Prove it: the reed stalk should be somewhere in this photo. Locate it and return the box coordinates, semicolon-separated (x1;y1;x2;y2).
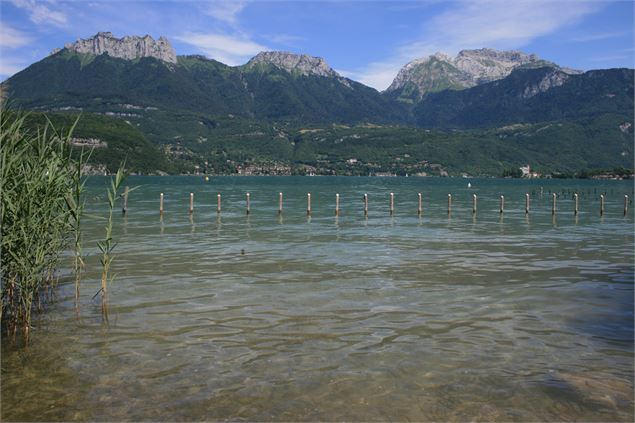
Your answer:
97;164;127;321
1;109;86;344
65;148;91;311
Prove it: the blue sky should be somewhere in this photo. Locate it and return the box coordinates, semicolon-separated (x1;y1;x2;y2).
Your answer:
1;0;633;90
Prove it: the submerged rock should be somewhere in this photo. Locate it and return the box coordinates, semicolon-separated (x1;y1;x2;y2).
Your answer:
556;371;634;409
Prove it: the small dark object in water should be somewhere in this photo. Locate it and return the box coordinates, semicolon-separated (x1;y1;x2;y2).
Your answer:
241;249;245;255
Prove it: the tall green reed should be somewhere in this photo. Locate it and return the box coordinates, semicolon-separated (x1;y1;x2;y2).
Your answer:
0;110;85;344
97;164;127;321
66;148;91;310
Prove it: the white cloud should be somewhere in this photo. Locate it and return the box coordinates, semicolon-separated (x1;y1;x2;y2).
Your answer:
571;30;632;42
0;25;33;79
0;25;33;48
339;62;403;93
263;33;305;46
201;0;248;25
175;32;267;65
407;0;600;56
344;0;602;90
0;55;28;79
175;1;269;65
11;0;68;27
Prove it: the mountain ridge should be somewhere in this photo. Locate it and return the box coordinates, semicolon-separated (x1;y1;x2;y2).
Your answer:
55;31;177;64
244;51;340;78
385;48;582;102
413;66;633;128
39;32;586;95
2;32;632;176
2;48;406;124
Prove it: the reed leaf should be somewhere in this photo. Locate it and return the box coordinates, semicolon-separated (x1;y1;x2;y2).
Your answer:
0;109;88;344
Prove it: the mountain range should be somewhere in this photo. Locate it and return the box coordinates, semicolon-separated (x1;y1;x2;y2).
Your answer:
385;48;582;103
1;32;632;176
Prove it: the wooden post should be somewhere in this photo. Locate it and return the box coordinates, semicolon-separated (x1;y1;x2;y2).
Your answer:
551;193;556;215
364;193;368;216
159;192;164;215
189;192;194;214
122;186;129;214
217;193;221;213
278;192;283;215
307;193;312;215
574;193;579;215
472;194;477;214
335;193;340;216
417;193;422;215
624;195;629;216
390;192;394;216
500;195;504;213
600;194;604;216
447;194;452;214
246;193;251;215
525;193;530;214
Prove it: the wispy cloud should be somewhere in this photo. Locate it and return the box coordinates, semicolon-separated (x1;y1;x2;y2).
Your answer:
0;25;33;48
344;0;602;90
385;1;446;12
200;0;248;26
339;62;403;93
404;0;600;56
262;33;305;46
166;1;283;65
0;24;33;79
0;55;28;79
175;1;275;65
174;32;267;65
11;0;68;27
571;30;632;43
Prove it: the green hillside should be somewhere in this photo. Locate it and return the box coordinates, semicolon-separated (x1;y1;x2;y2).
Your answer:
71;107;628;176
9;107;631;177
281;116;633;176
19;112;171;174
2;49;633;176
3;50;406;125
414;67;634;128
3;51;250;115
240;62;407;123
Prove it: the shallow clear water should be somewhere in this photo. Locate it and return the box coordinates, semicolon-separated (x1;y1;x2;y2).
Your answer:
2;176;634;421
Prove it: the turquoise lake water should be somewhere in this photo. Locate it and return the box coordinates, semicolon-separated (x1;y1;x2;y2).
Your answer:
2;176;634;421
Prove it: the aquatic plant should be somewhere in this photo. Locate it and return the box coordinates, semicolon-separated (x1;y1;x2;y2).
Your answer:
97;164;127;321
0;110;85;343
66;148;91;310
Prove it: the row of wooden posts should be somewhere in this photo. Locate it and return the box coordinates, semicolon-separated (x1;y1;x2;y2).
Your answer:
121;188;630;216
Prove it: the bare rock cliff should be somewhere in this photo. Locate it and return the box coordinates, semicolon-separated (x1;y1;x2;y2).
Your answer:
62;32;177;64
387;48;577;101
246;51;339;78
521;69;570;99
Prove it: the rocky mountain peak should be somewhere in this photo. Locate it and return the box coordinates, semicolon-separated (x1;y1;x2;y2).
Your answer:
400;52;450;70
457;48;538;62
386;47;565;101
61;32;177;64
431;52;452;62
453;48;541;83
246;51;339;77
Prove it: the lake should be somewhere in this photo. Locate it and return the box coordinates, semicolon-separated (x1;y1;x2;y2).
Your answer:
2;176;634;421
